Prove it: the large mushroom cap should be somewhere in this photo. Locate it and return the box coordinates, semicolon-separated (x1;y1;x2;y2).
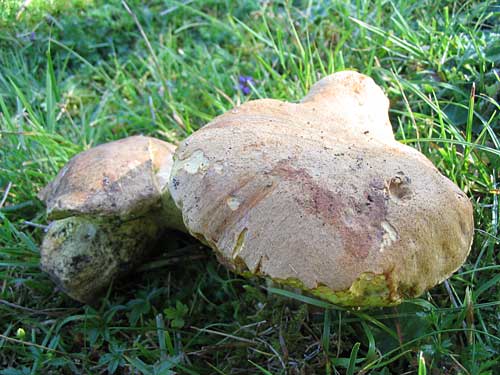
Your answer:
39;135;176;220
169;71;474;307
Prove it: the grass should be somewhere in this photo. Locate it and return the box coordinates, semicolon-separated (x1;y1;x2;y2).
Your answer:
0;0;499;373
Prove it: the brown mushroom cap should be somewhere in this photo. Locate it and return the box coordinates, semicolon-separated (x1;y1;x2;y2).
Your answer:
168;71;474;307
39;135;184;302
39;135;176;221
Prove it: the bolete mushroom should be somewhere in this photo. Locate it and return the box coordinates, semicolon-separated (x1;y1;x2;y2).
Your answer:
168;71;474;307
39;135;185;302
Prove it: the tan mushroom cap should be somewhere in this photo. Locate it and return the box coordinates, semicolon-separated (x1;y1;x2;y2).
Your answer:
39;135;176;220
169;71;474;307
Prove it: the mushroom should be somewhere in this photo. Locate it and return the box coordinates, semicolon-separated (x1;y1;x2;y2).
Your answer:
168;71;474;307
39;135;185;302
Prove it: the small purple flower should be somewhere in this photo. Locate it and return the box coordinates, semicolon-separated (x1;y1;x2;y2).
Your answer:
237;75;255;95
15;31;36;42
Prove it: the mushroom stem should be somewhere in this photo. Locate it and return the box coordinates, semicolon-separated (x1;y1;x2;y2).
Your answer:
42;199;185;303
161;194;187;233
41;215;165;302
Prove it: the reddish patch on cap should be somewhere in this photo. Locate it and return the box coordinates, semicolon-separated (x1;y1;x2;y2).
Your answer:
272;159;387;259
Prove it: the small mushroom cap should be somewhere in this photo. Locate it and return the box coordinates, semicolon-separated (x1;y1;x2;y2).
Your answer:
169;71;474;307
39;135;176;220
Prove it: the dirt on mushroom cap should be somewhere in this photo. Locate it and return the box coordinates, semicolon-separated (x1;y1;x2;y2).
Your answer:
169;71;474;307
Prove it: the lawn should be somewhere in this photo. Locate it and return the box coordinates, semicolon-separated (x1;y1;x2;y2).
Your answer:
0;0;499;373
